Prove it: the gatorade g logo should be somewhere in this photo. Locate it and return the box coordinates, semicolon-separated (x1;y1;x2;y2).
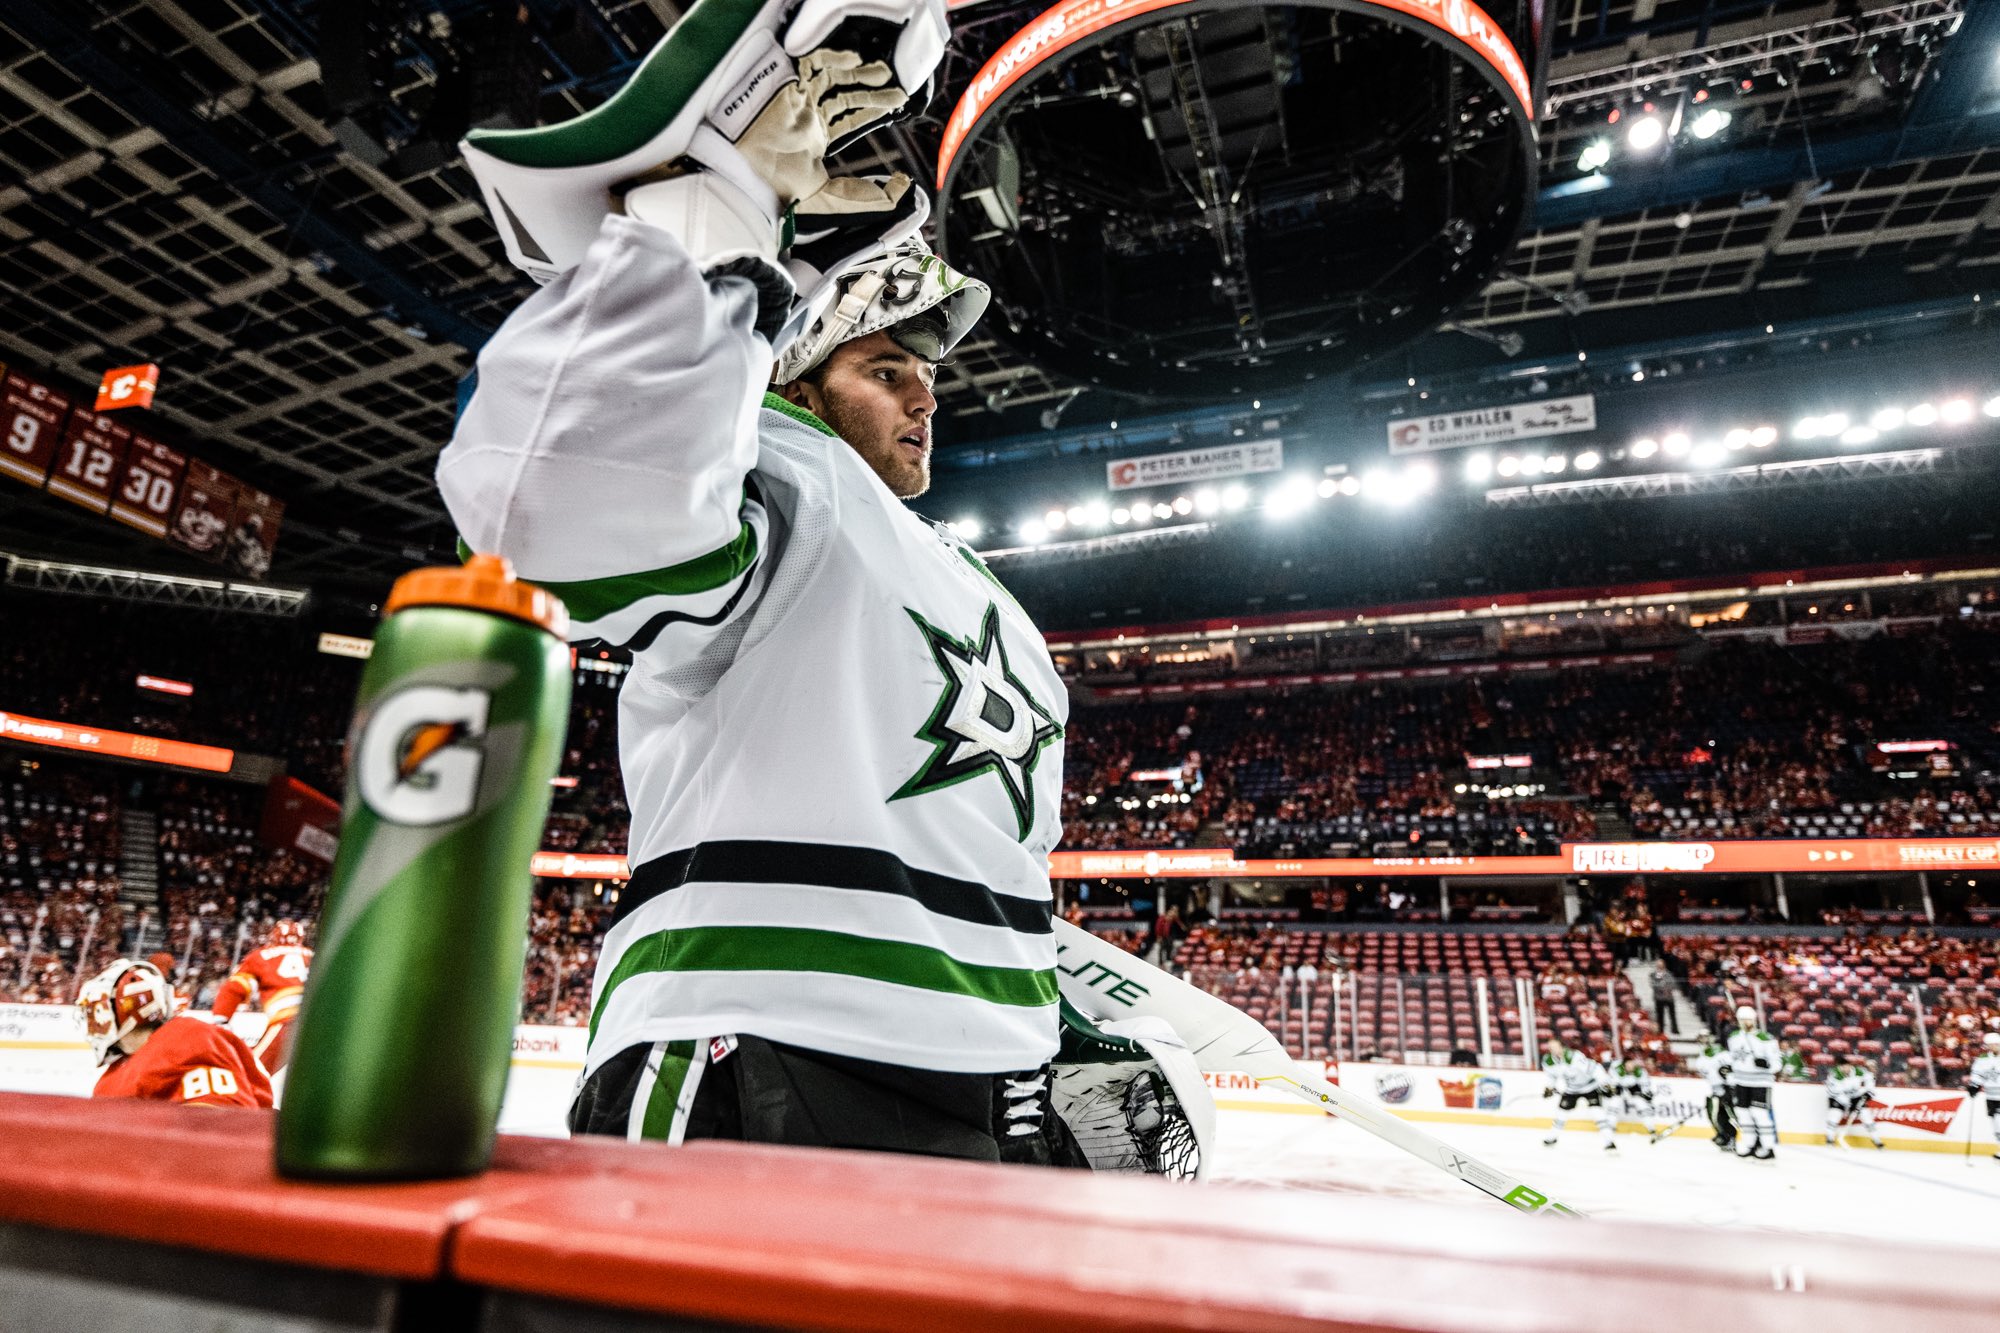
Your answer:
357;686;491;826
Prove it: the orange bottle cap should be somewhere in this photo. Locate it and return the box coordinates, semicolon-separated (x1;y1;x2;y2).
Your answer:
383;553;569;637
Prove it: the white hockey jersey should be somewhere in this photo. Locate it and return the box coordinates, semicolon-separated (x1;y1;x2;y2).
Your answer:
440;215;1065;1078
1543;1049;1608;1095
1612;1062;1654;1098
1724;1027;1781;1088
1691;1046;1728;1094
1969;1053;2000;1094
1825;1064;1875;1104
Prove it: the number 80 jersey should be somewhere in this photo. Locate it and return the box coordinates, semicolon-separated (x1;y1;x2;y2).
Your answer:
92;1015;274;1108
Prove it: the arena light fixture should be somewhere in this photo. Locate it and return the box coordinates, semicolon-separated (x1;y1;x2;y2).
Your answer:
1021;519;1049;543
1690;441;1725;468
1841;425;1880;446
1541;454;1566;474
1688;108;1732;140
1171;495;1194;516
1871;407;1906;431
1751;426;1778;447
1338;475;1363;496
1083;500;1110;527
1192;488;1219;515
1574;450;1601;470
1065;505;1087;526
1630;438;1659;459
1905;403;1939;427
1519;454;1544;476
1496;455;1521;476
1984;395;2000;418
1221;484;1249;511
1129;502;1153;524
1626;115;1665;151
1577;139;1612;173
1404;460;1438;492
1111;506;1131;524
1045;508;1067;530
952;518;982;541
1662;432;1691;457
1464;453;1494;482
1940;399;1974;425
1724;428;1751;449
1152;501;1174;520
1793;417;1822;440
1317;478;1340;498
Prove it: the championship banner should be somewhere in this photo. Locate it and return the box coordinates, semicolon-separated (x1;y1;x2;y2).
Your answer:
168;458;242;562
1107;440;1284;492
93;362;160;412
1387;394;1596;454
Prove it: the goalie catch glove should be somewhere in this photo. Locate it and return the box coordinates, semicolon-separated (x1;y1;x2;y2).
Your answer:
462;0;948;318
1050;999;1216;1181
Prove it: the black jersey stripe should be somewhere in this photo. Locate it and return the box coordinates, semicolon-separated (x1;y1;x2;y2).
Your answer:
610;840;1053;936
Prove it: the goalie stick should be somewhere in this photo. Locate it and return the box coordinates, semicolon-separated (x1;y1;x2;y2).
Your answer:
1052;920;1584;1217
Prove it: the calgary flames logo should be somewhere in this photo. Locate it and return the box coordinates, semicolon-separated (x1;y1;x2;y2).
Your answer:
356;686;491;826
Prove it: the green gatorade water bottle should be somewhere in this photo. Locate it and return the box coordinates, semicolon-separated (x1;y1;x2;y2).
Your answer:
277;554;571;1179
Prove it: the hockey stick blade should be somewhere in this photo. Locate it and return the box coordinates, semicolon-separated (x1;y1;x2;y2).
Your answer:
1052;920;1586;1217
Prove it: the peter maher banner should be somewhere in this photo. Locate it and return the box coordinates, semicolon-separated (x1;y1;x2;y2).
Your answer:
1107;440;1283;492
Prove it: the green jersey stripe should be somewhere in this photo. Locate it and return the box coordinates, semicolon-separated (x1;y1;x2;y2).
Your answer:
761;392;837;437
591;925;1059;1042
639;1038;699;1141
455;510;759;624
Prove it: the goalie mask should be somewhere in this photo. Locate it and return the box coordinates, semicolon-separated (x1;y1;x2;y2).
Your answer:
1050;1001;1215;1181
78;959;174;1066
773;238;989;387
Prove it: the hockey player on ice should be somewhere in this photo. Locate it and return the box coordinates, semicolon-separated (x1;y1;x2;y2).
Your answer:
1691;1038;1736;1150
1608;1052;1662;1141
1967;1032;2000;1161
1721;1005;1782;1160
1824;1055;1884;1149
442;0;1209;1172
1541;1041;1617;1149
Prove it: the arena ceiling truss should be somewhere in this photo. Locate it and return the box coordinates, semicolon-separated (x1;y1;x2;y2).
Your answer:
0;0;1992;583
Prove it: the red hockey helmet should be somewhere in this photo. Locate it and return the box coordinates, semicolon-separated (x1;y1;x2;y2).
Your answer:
77;959;174;1065
269;919;304;947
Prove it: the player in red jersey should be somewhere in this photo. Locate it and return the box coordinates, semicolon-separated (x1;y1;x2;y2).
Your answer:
79;959;272;1108
211;919;312;1071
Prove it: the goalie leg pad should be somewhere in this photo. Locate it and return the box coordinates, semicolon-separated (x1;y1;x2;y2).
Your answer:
1051;1000;1215;1181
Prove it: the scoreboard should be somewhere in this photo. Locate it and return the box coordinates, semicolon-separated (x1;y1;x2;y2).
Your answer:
0;359;282;574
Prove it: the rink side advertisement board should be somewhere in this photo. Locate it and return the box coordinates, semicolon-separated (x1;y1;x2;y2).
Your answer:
1387;394;1596;455
0;1016;1985;1153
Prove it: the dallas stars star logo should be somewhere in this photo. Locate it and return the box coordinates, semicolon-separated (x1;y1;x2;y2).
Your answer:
892;603;1062;840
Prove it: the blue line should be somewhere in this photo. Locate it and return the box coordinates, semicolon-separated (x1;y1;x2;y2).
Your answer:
1819;1149;2000;1203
